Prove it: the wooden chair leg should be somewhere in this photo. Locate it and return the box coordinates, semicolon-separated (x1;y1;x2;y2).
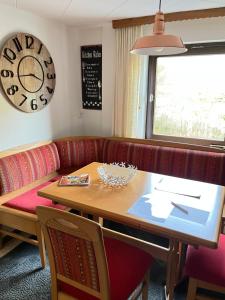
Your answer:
51;275;58;300
142;270;150;300
186;278;197;300
36;224;46;268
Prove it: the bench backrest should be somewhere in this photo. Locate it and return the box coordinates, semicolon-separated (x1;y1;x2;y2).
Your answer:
54;138;104;174
0;143;60;195
1;137;224;196
102;139;225;186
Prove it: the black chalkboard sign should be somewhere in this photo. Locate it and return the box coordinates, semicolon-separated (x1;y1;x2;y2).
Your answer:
81;45;102;110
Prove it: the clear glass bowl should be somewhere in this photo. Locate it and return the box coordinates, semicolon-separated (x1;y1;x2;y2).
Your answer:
97;163;137;187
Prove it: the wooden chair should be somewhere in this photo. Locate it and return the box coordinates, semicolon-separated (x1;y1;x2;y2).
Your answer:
184;234;225;300
37;206;155;300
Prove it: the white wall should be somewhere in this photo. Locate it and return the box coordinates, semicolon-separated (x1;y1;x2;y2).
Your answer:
0;4;73;151
165;16;225;43
68;23;115;137
68;16;225;137
0;5;225;150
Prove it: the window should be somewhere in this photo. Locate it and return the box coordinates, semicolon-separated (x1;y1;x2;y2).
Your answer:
146;43;225;147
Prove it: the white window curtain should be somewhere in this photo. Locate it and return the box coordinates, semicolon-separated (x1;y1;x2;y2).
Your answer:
113;25;148;138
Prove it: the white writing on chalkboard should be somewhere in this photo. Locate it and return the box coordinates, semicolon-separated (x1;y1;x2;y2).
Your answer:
81;51;102;59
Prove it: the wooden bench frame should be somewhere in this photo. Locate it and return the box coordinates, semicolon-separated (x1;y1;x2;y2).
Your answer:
0;141;60;266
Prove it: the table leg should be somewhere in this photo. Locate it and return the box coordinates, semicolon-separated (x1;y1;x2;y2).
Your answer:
80;212;103;225
92;215;103;226
165;240;173;296
165;239;180;300
177;242;187;282
80;212;89;218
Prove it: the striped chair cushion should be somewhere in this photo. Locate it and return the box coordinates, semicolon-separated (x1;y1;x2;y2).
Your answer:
49;226;153;300
0;143;60;195
55;139;104;173
102;139;225;186
48;228;100;292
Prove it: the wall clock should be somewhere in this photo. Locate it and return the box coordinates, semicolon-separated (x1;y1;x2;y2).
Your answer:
0;32;56;113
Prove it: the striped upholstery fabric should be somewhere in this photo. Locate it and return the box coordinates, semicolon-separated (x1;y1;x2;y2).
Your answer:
58;236;153;300
55;139;104;172
0;143;60;195
48;228;100;292
102;139;225;186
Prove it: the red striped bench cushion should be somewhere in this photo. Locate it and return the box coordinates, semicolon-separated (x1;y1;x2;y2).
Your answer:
55;139;104;173
4;181;66;214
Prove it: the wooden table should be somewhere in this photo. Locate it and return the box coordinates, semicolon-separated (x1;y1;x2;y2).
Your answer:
38;162;225;300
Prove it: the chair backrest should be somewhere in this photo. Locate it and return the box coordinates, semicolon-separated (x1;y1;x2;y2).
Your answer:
37;206;110;300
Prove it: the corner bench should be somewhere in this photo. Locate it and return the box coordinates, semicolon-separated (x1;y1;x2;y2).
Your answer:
0;136;224;267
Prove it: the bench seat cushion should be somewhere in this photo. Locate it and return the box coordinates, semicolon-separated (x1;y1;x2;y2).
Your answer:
0;143;60;195
3;182;66;214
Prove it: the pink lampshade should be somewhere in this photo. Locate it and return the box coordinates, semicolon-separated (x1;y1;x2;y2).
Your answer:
130;11;187;56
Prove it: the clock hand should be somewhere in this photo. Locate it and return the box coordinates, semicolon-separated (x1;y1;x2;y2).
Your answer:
17;74;30;77
30;74;42;81
18;73;42;81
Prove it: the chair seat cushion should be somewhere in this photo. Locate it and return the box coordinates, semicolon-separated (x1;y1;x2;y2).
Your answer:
59;236;153;300
4;182;66;214
104;237;153;300
185;234;225;287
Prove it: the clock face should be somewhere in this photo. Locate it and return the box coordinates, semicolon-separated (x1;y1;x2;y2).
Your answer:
0;33;56;112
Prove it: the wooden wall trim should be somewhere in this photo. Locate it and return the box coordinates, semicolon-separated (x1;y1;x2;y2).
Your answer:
112;7;225;28
0;140;52;159
106;136;225;153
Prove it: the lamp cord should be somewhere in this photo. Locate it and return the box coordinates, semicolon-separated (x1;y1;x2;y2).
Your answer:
158;0;162;11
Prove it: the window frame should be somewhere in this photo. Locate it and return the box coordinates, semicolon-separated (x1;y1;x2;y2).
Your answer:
146;42;225;148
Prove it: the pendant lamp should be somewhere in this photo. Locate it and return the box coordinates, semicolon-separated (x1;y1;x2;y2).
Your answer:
130;0;187;56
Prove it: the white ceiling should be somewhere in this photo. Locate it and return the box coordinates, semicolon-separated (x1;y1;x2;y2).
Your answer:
1;0;225;27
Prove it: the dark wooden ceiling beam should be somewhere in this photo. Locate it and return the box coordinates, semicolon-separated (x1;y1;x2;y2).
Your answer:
112;7;225;28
